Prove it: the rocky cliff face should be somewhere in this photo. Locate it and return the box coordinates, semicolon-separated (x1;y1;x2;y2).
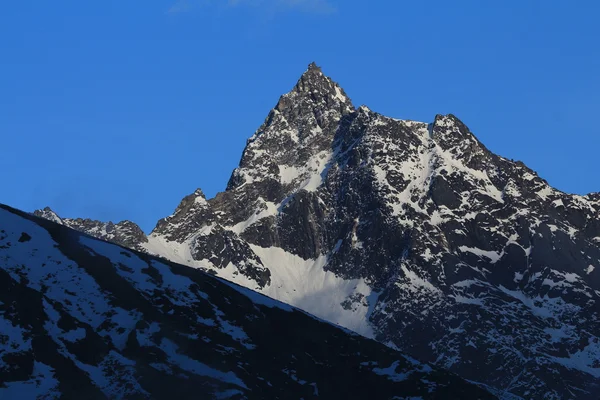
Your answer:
34;63;600;399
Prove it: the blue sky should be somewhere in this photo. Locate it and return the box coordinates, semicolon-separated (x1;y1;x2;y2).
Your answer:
1;1;599;232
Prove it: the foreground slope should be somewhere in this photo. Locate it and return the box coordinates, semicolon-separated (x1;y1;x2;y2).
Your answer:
35;63;600;399
0;204;492;399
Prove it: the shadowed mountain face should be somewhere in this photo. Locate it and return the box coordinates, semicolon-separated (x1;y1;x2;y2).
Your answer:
35;63;600;399
0;204;493;399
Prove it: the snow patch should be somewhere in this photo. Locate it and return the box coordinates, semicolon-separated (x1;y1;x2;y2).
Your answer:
586;265;595;274
451;295;484;306
372;361;410;382
159;338;248;388
251;245;377;338
458;246;503;263
399;264;441;295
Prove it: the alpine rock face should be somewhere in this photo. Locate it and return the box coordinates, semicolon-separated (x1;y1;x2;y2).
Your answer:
34;63;600;399
1;204;493;399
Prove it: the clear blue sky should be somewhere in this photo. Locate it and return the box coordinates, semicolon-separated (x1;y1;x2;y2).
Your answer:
1;1;599;232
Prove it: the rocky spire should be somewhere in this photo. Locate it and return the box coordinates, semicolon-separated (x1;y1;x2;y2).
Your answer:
33;206;63;225
274;61;354;118
152;187;212;241
227;62;353;192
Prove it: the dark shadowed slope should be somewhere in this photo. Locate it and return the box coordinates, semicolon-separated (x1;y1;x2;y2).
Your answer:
0;204;493;399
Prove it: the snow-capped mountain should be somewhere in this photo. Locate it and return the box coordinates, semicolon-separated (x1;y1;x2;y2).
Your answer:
34;63;600;399
0;204;493;399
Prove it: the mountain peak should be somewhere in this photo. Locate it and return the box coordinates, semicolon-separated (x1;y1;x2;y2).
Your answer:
151;187;212;241
33;206;63;225
280;62;353;113
307;61;321;71
431;113;490;149
192;187;206;199
298;61;327;83
227;63;355;192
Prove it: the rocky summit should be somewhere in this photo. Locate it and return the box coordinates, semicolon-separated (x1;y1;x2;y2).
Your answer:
33;63;600;399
